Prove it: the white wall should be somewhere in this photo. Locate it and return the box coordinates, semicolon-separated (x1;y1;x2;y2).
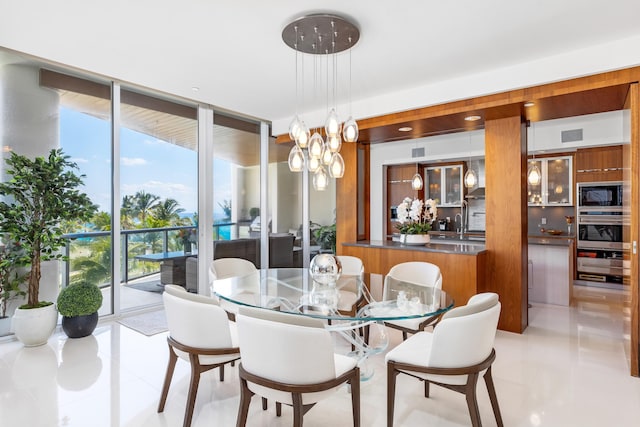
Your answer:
0;63;60;305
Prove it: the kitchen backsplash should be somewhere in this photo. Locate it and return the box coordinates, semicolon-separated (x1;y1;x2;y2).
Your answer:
528;206;577;236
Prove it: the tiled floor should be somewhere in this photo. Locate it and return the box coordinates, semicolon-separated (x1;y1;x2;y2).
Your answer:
1;286;639;426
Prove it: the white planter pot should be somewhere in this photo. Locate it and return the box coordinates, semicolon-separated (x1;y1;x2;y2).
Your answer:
400;234;431;245
11;304;58;347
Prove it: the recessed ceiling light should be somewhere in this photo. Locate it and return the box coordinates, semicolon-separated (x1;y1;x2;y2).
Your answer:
191;86;200;92
398;126;413;132
524;101;535;107
464;115;482;121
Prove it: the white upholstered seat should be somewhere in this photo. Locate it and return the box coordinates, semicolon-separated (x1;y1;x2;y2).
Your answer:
383;261;443;340
158;285;240;427
385;292;503;427
209;257;258;320
235;306;360;426
335;255;365;316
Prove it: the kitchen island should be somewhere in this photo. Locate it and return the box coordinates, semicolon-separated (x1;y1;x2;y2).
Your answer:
341;239;487;306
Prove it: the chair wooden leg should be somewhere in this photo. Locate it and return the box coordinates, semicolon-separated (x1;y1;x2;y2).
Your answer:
276;402;282;416
464;373;482;427
424;380;430;398
292;393;304;427
351;369;361;427
236;377;252;427
262;397;268;410
387;362;399;427
484;367;504;427
219;364;225;381
184;355;202;427
402;331;408;341
158;345;178;413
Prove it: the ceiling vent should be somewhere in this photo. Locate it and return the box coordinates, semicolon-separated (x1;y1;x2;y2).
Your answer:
561;129;583;143
411;147;425;158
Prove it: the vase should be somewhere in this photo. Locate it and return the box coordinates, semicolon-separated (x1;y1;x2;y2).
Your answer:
62;312;99;338
400;233;430;245
12;303;58;346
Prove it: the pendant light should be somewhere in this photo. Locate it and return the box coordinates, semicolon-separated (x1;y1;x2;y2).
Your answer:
313;166;329;191
287;145;304;172
464;133;478;188
527;122;541;186
342;36;359;143
283;13;360;186
411;163;423;190
329;152;345;178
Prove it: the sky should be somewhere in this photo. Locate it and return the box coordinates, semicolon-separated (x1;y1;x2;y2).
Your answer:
60;107;231;217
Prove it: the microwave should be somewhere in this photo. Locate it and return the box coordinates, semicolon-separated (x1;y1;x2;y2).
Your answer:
577;182;622;210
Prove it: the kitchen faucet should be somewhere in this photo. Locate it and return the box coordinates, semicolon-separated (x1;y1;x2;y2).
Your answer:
456;200;468;239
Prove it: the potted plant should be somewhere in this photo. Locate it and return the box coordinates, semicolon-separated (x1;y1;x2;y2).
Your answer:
57;282;103;338
314;223;337;253
249;207;260;220
0;149;97;346
395;197;438;244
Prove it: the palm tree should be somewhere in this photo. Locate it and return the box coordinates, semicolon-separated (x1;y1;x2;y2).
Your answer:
153;198;185;225
92;211;112;231
121;195;136;229
132;190;160;226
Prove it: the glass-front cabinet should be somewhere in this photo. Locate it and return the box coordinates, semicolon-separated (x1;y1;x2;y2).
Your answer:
527;155;572;206
426;164;463;206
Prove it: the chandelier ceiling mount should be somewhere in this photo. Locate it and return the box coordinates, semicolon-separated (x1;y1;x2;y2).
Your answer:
283;13;360;190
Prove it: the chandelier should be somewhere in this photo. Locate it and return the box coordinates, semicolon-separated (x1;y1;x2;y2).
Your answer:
283;13;360;190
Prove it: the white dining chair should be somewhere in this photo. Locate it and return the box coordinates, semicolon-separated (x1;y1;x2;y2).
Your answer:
158;285;240;427
210;257;258;320
210;257;257;281
335;255;365;317
235;306;361;427
385;292;503;427
383;261;443;340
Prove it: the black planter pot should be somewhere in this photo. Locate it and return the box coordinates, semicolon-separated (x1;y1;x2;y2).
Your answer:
61;312;99;338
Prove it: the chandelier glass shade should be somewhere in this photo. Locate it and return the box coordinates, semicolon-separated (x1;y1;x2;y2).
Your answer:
527;163;541;186
411;172;423;191
464;168;478;188
283;13;359;190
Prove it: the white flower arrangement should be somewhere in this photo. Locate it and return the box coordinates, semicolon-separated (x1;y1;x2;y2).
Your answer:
395;197;438;234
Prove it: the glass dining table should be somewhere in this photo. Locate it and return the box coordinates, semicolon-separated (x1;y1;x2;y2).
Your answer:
211;268;454;379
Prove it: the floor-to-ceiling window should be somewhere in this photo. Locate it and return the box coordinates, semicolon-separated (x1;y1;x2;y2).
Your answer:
119;87;198;311
212;114;262;262
0;47;279;333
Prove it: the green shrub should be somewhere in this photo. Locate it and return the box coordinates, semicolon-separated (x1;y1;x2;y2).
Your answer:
57;282;103;317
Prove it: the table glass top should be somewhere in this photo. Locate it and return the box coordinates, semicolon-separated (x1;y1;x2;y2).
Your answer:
211;268;454;321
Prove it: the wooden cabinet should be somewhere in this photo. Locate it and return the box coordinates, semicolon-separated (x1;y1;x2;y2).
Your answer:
386;164;422;238
527;155;573;206
426;164;463;207
575;145;623;182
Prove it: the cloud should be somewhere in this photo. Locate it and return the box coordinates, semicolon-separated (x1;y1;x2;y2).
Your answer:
121;157;147;166
70;157;89;163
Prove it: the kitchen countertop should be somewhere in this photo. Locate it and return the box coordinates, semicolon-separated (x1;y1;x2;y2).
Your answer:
528;234;575;247
343;239;487;255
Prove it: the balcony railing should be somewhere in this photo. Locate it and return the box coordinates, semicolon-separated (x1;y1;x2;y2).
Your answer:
62;222;235;287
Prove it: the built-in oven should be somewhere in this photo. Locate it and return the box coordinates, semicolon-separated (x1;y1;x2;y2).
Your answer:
577;214;624;250
577;181;623;210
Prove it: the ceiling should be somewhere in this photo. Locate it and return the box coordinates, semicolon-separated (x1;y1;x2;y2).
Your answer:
2;1;640;141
